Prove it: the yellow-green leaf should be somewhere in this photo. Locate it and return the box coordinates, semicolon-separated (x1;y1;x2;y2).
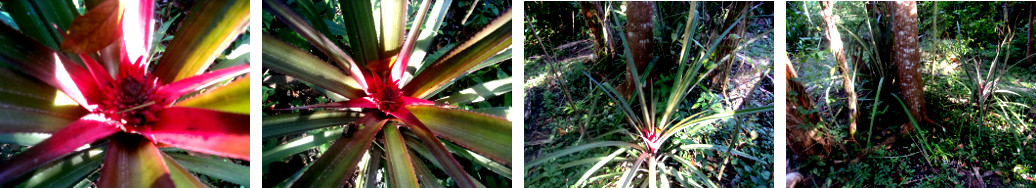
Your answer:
383;123;419;187
176;74;249;114
403;9;512;98
407;105;512;165
155;0;248;83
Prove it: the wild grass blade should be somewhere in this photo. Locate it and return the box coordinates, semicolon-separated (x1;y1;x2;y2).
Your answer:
866;77;885;149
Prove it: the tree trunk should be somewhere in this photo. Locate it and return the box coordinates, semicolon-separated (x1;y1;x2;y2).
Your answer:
820;1;859;138
786;60;832;158
1028;2;1034;65
618;2;655;99
893;1;936;131
710;2;751;92
579;2;614;61
580;2;606;60
932;2;939;38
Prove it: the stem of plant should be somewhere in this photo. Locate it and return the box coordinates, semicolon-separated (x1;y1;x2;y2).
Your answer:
866;77;884;150
116;101;156;114
648;155;657;188
527;20;579;113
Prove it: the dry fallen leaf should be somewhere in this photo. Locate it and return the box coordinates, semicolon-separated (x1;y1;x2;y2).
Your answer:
60;0;123;53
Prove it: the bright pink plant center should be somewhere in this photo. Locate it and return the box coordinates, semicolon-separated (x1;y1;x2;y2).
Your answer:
97;68;167;132
371;81;403;113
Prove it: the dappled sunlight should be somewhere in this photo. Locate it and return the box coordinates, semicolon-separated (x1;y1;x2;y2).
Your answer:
52;53;93;111
52;90;79;106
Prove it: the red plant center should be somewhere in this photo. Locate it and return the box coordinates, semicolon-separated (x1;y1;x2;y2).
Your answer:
371;82;403;113
100;75;166;130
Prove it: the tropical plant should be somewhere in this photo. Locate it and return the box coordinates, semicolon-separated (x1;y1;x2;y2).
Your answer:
960;27;1036;130
0;0;249;187
526;2;772;187
261;0;511;187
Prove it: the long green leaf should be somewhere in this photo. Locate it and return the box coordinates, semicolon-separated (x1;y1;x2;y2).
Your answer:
402;136;489;188
162;154;208;188
661;2;699;126
584;72;643;129
610;10;653;131
292;118;386;188
442;140;511;178
16;148;102;188
394;109;478;188
617;153;649;188
155;0;249;83
403;9;512;98
434;77;511;105
167;153;249;186
263;0;365;86
679;144;763;162
467;48;512;75
98;136;175;187
176;74;249;114
361;146;383;188
526;141;642;169
262;127;343;172
662;105;773;142
403;0;454;84
5;0;59;48
574;148;628;187
0;133;50;146
339;0;378;65
33;0;77;46
407;105;511;165
291;0;334;41
378;0;407;58
262;110;363;140
383;123;420;187
409;151;445;188
262;33;364;99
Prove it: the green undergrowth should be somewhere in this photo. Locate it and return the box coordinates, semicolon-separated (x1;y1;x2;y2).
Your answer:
788;38;1036;187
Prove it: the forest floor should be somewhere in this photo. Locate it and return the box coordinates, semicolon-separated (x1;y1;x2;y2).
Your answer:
523;20;774;187
788;39;1036;187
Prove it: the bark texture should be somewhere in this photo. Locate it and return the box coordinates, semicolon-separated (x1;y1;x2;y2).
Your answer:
710;2;751;92
893;1;933;131
579;2;614;60
786;62;832;158
820;1;859;137
618;2;655;99
1028;2;1034;65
